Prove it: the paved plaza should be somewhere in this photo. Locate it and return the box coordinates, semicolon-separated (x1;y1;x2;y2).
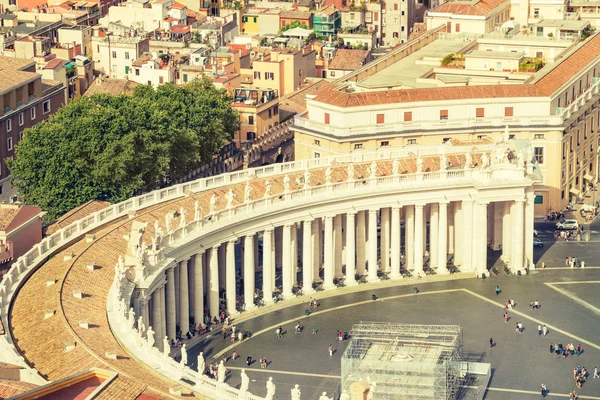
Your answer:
183;238;600;400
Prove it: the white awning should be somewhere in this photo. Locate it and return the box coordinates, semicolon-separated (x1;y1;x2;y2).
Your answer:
584;174;594;181
569;188;580;195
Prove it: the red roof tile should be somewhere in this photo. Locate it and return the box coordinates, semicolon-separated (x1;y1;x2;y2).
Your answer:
431;0;509;16
328;49;371;71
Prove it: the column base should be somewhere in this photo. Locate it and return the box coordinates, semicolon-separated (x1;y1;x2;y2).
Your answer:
436;268;449;275
245;304;257;311
302;287;316;295
283;291;294;300
323;283;337;290
389;273;403;280
367;276;380;283
346;279;358;286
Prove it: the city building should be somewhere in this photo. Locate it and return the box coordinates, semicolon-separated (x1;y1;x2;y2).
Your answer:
279;9;313;30
426;0;511;34
91;31;149;79
58;26;94;58
0;56;65;200
381;0;415;45
129;52;178;87
318;48;373;79
0;203;43;272
314;6;341;37
291;26;600;215
231;87;279;144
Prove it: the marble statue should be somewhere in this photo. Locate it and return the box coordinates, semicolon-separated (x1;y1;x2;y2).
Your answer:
283;175;291;192
151;235;158;252
114;263;122;292
517;151;525;168
264;180;272;197
265;377;276;400
392;159;400;175
137;325;144;347
319;392;332;400
128;308;135;330
481;153;490;169
416;156;423;173
181;344;188;365
120;298;127;317
163;336;170;357
118;256;125;275
347;163;354;180
240;369;249;393
179;207;186;228
465;152;472;169
217;360;226;383
194;200;202;221
146;326;155;348
197;352;205;375
137;315;145;334
165;212;173;232
304;169;311;188
503;125;510;143
325;167;332;184
369;161;377;178
244;182;253;202
154;219;160;233
291;384;301;400
495;143;507;163
226;189;236;209
440;154;447;171
136;244;146;268
210;194;217;214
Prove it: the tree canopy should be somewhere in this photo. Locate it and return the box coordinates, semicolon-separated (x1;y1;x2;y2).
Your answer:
8;79;240;220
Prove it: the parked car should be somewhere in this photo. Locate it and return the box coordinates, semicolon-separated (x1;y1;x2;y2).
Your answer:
533;238;544;247
556;219;579;230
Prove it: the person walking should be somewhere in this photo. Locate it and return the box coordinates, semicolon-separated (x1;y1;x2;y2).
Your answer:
328;344;333;356
541;383;547;397
312;326;317;335
489;338;494;349
503;312;509;323
246;355;252;366
232;351;239;361
538;324;542;335
495;285;500;296
594;366;599;379
542;325;548;336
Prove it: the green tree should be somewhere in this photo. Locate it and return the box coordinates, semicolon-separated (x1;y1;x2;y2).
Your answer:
279;20;309;34
7;79;239;220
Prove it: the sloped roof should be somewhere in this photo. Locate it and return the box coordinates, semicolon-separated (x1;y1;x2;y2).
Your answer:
328;49;371;70
45;200;110;235
0;205;42;232
430;0;509;16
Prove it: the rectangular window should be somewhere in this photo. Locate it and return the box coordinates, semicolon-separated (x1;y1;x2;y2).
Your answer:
534;147;544;163
6;119;11;132
19;131;24;140
505;107;513;117
135;69;140;76
534;134;544;139
476;108;484;118
314;139;321;146
31;107;36;120
375;12;379;22
455;23;460;33
561;190;565;199
534;195;543;204
265;72;274;80
354;143;363;149
112;51;117;58
125;52;130;60
248;116;254;125
376;114;385;124
440;110;448;120
183;74;188;83
159;76;164;84
394;3;398;10
404;111;412;122
393;32;399;38
7;137;12;151
314;152;321;158
253;71;261;80
407;139;417;145
380;141;389;147
324;113;330;125
18;112;24;126
43;100;51;114
268;109;272;118
274;105;279;114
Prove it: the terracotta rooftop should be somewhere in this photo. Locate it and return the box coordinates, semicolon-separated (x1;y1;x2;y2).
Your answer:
0;204;42;233
42;58;67;70
312;32;600;107
84;79;139;97
45;200;110;236
431;0;509;16
323;0;350;12
328;49;371;71
168;1;185;9
0;379;38;398
280;9;312;19
281;78;329;114
315;5;337;16
226;43;250;57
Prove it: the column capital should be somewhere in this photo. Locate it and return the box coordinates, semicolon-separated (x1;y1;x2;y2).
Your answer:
196;249;205;256
264;227;274;233
212;244;220;251
415;203;426;209
177;256;191;263
324;215;334;220
303;218;314;224
228;239;236;245
368;208;379;214
245;232;255;238
391;205;403;211
477;200;490;206
438;200;450;206
283;222;294;228
526;192;536;203
514;198;526;205
346;210;357;216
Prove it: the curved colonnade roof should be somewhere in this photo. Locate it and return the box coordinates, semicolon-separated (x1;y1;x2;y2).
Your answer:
9;152;484;399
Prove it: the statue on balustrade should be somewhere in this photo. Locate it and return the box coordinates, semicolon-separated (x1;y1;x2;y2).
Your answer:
283;175;291;192
226;189;236;209
165;212;174;233
416;156;423;173
369;161;377;178
265;377;276;400
440;154;447;171
179;207;187;228
181;344;188;365
244;182;253;203
392;159;399;175
325;167;332;184
264;180;272;198
146;326;155;348
217;360;226;383
210;194;217;214
304;169;311;188
319;392;333;400
128;308;135;330
291;384;301;400
465;152;472;169
197;352;205;376
194;200;202;221
481;153;490;170
347;163;354;181
240;369;249;393
517;151;525;168
163;336;170;357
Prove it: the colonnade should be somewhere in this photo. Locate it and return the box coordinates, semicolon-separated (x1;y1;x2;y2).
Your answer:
143;194;535;348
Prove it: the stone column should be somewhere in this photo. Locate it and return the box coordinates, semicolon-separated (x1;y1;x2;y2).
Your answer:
461;200;474;271
525;193;535;270
218;245;226;290
512;199;525;272
209;245;220;319
275;226;283;274
323;216;335;289
454;202;463;265
367;209;379;282
345;211;358;285
152;289;162;347
282;224;293;298
142;298;150;335
502;201;512;262
390;206;402;279
303;219;315;293
356;210;366;275
413;204;425;275
174;263;180;328
226;240;237;314
193;251;204;324
179;258;190;334
263;229;274;303
311;219;321;281
429;203;439;270
405;205;414;271
437;201;449;274
492;202;503;250
244;234;256;310
166;266;176;340
447;202;454;255
380;208;390;272
158;285;166;347
291;223;298;286
333;215;343;278
476;201;489;277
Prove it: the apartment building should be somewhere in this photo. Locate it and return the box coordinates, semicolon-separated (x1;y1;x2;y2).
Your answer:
381;0;415;45
314;6;340;36
291;25;600;215
231;87;279;145
0;203;43;270
91;32;149;79
279;9;313;30
58;26;94;58
0;56;65;199
427;0;511;34
129;52;177;87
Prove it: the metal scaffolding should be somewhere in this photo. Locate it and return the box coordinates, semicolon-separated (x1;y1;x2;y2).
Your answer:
341;322;463;400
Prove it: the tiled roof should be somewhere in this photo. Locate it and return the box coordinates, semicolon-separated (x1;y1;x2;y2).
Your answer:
312;33;600;107
43;58;67;70
0;56;35;71
0;205;42;232
328;49;371;71
45;200;110;235
431;0;509;16
315;5;337;16
0;379;37;398
323;0;349;12
83;79;139;97
281;79;330;114
280;9;312;19
168;1;185;9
